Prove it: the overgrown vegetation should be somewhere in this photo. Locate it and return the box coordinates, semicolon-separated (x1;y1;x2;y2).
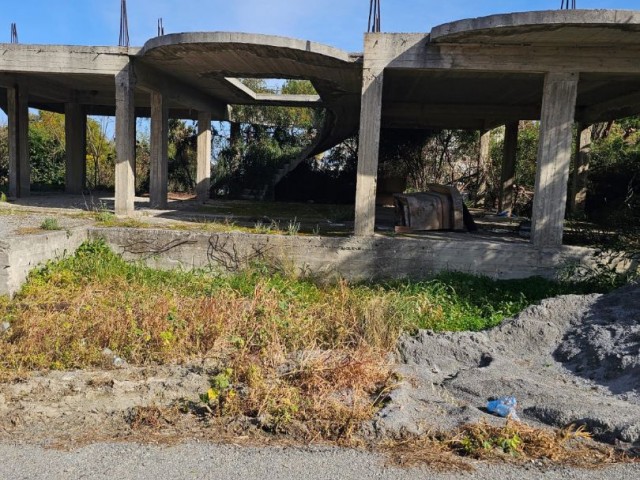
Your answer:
39;217;61;231
213;79;320;198
0;241;620;443
385;421;624;470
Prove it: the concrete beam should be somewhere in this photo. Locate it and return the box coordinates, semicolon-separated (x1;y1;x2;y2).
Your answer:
223;77;323;107
0;44;133;75
580;91;640;124
569;124;592;215
7;85;30;198
383;103;540;123
135;62;227;120
366;34;640;74
354;64;384;236
499;121;519;214
115;65;136;216
196;111;212;202
64;103;87;194
531;72;579;248
0;74;113;106
150;92;169;209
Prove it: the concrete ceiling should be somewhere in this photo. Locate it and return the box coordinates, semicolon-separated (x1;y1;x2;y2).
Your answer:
136;32;363;155
380;10;640;130
2;10;640;148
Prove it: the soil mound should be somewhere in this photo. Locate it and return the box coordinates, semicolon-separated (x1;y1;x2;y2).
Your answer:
368;285;640;445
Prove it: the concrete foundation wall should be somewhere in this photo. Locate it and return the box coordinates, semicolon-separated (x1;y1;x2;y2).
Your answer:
2;227;637;296
88;228;627;282
0;228;89;297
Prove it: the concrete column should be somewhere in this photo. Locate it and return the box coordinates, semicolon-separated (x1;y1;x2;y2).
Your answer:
150;92;169;209
196;111;212;202
531;72;579;248
476;129;491;208
499;121;519;214
64;103;87;194
7;85;30;198
354;68;384;236
115;64;136;215
569;124;592;215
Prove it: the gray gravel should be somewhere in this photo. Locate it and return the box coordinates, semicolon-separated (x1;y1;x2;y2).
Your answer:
369;287;640;445
0;209;91;238
0;442;637;480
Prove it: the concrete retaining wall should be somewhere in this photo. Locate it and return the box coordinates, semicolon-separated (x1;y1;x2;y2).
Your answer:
89;227;619;282
0;227;89;297
2;227;637;296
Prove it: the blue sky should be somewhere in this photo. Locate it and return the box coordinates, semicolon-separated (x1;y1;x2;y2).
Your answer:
4;0;640;52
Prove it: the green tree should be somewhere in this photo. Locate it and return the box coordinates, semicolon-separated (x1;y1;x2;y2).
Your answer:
29;111;66;189
86;117;116;190
213;79;322;197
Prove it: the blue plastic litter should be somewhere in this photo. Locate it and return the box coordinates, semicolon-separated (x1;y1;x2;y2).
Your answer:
487;396;520;421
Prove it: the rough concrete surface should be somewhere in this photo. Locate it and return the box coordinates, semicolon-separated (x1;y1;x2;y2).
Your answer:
371;285;640;445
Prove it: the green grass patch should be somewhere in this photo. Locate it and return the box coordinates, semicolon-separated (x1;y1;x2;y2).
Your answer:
0;240;618;441
0;240;612;372
39;218;61;231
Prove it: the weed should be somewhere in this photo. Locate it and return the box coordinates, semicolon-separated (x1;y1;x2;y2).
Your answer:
286;218;300;236
383;421;626;470
0;241;625;442
95;210;116;223
254;220;281;235
40;218;61;231
0;192;7;202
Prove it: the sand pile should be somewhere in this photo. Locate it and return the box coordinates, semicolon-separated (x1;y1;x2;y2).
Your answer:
368;284;640;445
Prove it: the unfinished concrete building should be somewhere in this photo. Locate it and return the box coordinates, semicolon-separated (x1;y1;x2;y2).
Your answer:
2;9;640;279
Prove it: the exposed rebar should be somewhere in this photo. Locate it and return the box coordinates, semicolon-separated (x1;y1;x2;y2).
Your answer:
10;23;18;44
157;18;165;37
119;0;130;47
561;0;577;9
368;0;381;33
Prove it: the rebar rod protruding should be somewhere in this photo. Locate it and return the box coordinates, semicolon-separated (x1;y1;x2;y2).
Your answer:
119;0;130;47
368;0;381;33
10;23;18;44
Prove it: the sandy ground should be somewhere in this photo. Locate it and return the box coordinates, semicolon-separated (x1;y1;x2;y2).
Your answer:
370;285;640;447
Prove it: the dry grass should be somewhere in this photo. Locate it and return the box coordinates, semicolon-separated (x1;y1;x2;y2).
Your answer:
0;241;400;441
0;240;625;451
382;420;629;470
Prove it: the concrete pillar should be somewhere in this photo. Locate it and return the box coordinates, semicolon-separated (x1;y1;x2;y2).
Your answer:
196;111;212;202
569;124;592;215
499;121;519;214
64;103;87;194
7;85;30;198
115;65;136;215
531;72;579;248
476;129;491;208
150;92;169;209
354;68;384;236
